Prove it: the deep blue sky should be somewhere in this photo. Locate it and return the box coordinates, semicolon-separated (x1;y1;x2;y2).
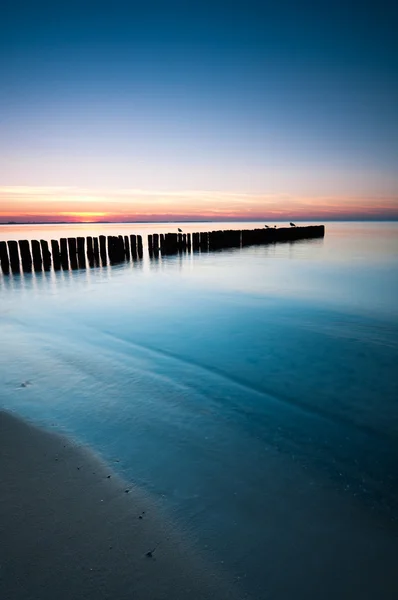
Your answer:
1;0;398;220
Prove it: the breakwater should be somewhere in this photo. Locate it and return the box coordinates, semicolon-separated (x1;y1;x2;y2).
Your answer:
0;225;324;274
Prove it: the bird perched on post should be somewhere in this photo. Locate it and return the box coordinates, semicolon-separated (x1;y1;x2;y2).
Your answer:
178;228;183;232
290;222;296;227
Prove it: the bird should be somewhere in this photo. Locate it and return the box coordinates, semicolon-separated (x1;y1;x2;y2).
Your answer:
290;222;296;227
264;225;269;228
178;228;183;232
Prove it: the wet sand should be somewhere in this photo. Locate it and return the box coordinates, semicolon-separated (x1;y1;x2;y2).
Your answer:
0;410;240;600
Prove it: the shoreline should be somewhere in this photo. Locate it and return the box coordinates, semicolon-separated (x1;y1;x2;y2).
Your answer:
0;410;240;600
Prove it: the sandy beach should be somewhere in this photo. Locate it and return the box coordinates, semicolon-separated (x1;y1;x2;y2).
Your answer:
0;410;240;600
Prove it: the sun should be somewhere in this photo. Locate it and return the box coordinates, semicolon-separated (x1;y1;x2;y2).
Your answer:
59;212;108;222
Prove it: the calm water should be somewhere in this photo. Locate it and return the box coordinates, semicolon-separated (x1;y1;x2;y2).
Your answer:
1;221;398;599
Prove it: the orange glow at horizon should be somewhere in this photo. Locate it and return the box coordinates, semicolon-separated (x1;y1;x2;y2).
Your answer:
59;211;109;222
0;186;397;222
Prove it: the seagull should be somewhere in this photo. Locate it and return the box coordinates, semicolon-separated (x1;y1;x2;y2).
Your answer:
290;222;296;227
178;228;183;233
264;225;269;228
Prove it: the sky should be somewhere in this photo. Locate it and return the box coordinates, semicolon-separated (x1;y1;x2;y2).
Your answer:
1;0;397;222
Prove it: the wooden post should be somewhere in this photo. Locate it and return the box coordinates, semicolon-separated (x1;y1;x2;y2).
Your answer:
40;240;51;270
130;235;137;257
67;238;78;269
86;237;94;266
60;238;69;269
99;235;107;264
93;237;100;262
192;232;200;251
31;240;43;271
107;236;115;262
200;231;208;250
148;234;153;255
124;235;130;259
137;235;143;257
19;240;33;272
51;240;61;270
7;241;20;272
0;241;10;274
86;236;93;257
153;234;159;252
118;235;126;260
76;237;85;268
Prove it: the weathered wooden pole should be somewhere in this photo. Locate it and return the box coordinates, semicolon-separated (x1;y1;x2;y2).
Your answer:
86;236;93;256
60;238;69;269
76;237;86;268
86;237;95;267
77;237;85;253
200;231;208;250
93;237;100;262
124;235;130;259
7;240;20;272
67;238;78;269
86;237;94;265
107;236;115;262
31;240;43;271
118;235;126;259
148;234;153;255
153;234;159;253
192;232;200;251
137;235;143;257
18;240;33;272
0;241;10;273
129;235;137;257
50;240;61;270
40;240;51;270
99;235;107;264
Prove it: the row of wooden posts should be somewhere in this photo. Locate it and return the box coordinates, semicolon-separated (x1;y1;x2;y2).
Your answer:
0;234;143;275
0;225;324;275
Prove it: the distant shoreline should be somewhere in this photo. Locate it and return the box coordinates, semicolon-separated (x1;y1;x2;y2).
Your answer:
1;218;397;225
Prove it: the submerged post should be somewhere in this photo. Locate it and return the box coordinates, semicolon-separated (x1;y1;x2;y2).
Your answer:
60;238;69;269
99;235;107;264
31;240;43;271
40;240;52;270
51;240;61;270
137;235;143;257
0;241;10;273
130;235;137;257
19;240;33;272
192;232;200;251
67;238;78;269
86;236;94;266
77;237;86;268
93;237;100;262
124;235;130;259
7;241;20;272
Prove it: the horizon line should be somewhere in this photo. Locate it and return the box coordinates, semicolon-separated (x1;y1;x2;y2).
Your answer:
1;217;398;225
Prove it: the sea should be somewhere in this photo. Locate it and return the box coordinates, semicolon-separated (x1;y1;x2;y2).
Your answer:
1;221;398;599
